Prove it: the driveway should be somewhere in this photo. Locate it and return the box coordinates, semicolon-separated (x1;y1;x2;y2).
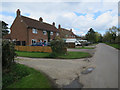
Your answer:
16;57;92;88
80;43;118;88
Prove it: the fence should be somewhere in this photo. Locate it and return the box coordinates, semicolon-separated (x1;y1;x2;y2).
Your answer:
15;46;52;53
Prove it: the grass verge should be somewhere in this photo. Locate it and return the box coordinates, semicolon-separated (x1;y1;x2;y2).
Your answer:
16;51;91;59
3;63;52;88
105;43;120;50
69;47;95;49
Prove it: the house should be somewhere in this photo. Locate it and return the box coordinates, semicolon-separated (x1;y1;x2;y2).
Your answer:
58;24;76;39
8;9;59;46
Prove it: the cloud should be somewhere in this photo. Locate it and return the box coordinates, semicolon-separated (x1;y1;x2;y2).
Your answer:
0;2;118;36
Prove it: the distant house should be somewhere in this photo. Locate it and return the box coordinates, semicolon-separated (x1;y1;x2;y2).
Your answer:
58;24;76;39
6;9;59;46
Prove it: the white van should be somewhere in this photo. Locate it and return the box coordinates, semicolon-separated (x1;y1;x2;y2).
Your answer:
65;39;81;46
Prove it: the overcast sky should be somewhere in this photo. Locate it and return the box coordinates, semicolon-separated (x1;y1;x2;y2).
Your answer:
0;0;119;36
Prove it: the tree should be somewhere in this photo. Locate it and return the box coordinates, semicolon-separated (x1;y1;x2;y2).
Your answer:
103;26;119;43
85;28;96;43
1;21;9;37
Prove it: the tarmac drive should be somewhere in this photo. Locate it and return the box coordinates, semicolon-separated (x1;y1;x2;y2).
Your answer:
80;43;118;88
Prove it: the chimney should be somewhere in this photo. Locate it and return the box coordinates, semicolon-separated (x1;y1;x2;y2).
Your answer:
58;24;61;29
52;22;55;26
17;9;21;17
70;29;72;32
39;17;43;22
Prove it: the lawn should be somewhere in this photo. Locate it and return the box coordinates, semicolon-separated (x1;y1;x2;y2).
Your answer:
16;51;91;59
105;43;120;50
3;63;52;88
58;51;91;59
69;47;95;49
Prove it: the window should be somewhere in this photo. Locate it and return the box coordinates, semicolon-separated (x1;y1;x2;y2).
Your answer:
50;32;53;35
43;31;47;35
32;39;37;44
56;33;59;36
66;35;68;37
32;28;37;34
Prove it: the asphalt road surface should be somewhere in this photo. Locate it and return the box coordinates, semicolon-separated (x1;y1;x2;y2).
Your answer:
80;43;118;88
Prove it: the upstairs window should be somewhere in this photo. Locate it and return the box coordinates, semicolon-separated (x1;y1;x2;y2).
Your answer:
43;31;47;35
56;33;59;36
32;28;37;34
66;35;68;37
50;32;53;35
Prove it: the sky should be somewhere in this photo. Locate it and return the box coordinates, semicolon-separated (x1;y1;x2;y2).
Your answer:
0;0;119;36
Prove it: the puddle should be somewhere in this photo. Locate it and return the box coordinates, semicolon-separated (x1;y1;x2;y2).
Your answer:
81;67;95;74
62;78;83;88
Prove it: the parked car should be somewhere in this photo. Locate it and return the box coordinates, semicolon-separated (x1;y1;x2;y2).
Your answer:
31;42;51;46
75;41;81;46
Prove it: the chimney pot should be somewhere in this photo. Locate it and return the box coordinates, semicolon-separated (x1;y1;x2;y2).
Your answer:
17;9;20;17
58;24;61;29
39;17;43;22
70;29;72;32
52;22;55;26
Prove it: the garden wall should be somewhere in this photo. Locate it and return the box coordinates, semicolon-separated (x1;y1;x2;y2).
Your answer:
15;46;52;52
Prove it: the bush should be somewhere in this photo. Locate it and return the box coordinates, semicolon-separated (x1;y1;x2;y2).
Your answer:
2;63;30;88
50;37;67;57
2;40;16;69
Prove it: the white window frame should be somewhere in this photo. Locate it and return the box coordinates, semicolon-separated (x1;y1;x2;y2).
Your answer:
32;39;37;44
50;32;53;35
43;30;47;35
32;28;37;34
56;32;59;36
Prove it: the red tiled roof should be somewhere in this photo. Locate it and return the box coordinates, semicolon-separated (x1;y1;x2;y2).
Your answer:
59;28;76;38
21;15;58;32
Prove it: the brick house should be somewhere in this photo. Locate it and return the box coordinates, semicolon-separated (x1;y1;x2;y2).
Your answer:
9;9;59;46
58;24;76;39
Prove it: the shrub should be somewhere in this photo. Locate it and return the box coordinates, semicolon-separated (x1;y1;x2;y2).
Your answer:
50;37;67;57
2;63;30;88
2;40;16;69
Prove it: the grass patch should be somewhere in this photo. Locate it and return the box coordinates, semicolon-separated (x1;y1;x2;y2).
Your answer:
69;47;95;49
16;51;50;58
105;43;120;50
16;51;91;59
3;63;52;88
57;52;91;59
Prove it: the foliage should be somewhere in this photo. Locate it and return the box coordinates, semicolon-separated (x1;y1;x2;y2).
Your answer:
50;37;67;57
103;26;120;44
2;63;29;88
85;28;102;43
3;63;52;88
1;21;9;37
2;40;16;69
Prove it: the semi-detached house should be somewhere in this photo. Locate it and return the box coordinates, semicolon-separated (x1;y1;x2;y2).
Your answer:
9;9;59;46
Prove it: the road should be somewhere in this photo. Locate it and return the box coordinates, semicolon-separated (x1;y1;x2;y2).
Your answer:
80;43;118;88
